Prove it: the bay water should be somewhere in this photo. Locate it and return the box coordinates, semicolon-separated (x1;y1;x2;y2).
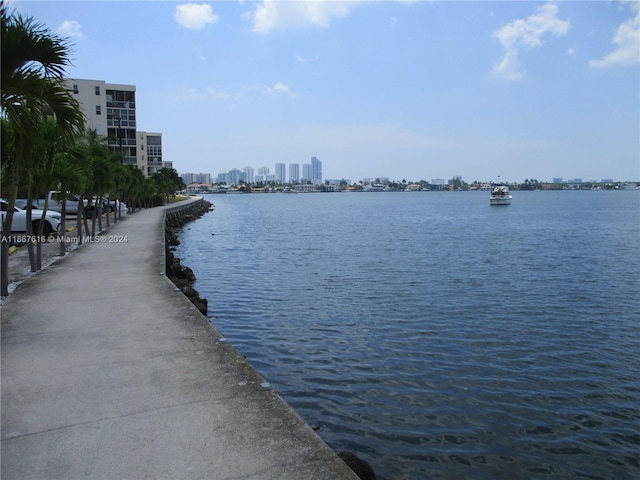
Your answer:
174;190;639;480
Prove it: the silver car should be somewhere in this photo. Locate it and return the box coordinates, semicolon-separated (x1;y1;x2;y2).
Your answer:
1;199;62;241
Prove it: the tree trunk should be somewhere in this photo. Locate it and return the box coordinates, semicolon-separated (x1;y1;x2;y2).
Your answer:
97;196;103;232
105;196;110;228
81;195;90;239
76;195;83;245
1;188;18;297
59;184;67;257
25;201;36;272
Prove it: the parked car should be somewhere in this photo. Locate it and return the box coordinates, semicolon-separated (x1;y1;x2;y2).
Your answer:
16;191;88;216
91;197;127;215
1;199;62;241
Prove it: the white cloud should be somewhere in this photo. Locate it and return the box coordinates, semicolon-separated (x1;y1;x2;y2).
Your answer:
493;3;571;80
175;86;231;102
246;0;355;33
174;87;201;103
589;1;639;68
265;82;297;98
295;54;318;64
57;20;84;38
207;87;230;99
175;3;219;30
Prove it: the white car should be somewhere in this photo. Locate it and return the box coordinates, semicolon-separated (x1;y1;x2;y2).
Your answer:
1;199;62;241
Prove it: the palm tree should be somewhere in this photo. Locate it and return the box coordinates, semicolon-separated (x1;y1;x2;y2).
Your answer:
78;129;113;236
121;165;147;212
1;2;85;296
24;116;60;272
1;2;82;137
53;149;87;256
151;168;186;204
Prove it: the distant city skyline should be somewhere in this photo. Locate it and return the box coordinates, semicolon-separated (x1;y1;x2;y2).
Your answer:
17;1;639;184
180;159;629;186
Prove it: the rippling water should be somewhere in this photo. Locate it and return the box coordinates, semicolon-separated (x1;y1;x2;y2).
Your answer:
174;191;640;480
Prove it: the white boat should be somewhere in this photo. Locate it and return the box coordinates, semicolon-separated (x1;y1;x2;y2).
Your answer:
490;185;512;205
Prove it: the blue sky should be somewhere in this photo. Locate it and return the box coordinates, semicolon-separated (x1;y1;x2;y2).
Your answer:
12;1;640;183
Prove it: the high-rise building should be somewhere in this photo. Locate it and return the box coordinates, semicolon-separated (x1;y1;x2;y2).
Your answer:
181;173;197;185
66;78;159;177
258;166;270;176
289;164;300;183
311;157;322;183
275;163;286;184
302;163;313;182
227;168;246;185
195;173;211;184
243;166;254;183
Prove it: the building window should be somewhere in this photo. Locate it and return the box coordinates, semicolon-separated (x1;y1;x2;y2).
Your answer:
73;84;79;94
95;85;100;95
96;105;101;115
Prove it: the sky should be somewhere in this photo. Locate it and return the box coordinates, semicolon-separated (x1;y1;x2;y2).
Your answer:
11;0;640;183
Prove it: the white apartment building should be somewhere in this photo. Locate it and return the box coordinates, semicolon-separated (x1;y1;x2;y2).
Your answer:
66;78;162;178
137;131;163;177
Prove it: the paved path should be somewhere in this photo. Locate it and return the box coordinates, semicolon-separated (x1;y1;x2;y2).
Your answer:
1;201;358;480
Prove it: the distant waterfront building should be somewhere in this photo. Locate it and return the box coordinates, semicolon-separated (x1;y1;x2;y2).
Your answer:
181;172;210;185
258;167;270;176
289;164;300;183
275;163;286;184
302;163;313;182
553;177;563;184
181;173;196;185
254;174;277;183
311;157;322;183
430;179;446;190
243;166;254;184
326;178;351;186
363;177;390;184
195;173;211;184
216;169;246;185
227;168;246;185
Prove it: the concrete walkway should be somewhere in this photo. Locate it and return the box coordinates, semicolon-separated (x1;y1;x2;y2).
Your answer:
1;201;358;480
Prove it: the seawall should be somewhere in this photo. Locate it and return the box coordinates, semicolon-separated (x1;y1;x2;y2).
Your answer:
165;198;213;315
1;199;360;480
162;197;378;480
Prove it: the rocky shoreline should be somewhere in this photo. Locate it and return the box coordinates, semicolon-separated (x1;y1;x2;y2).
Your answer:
165;198;213;315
